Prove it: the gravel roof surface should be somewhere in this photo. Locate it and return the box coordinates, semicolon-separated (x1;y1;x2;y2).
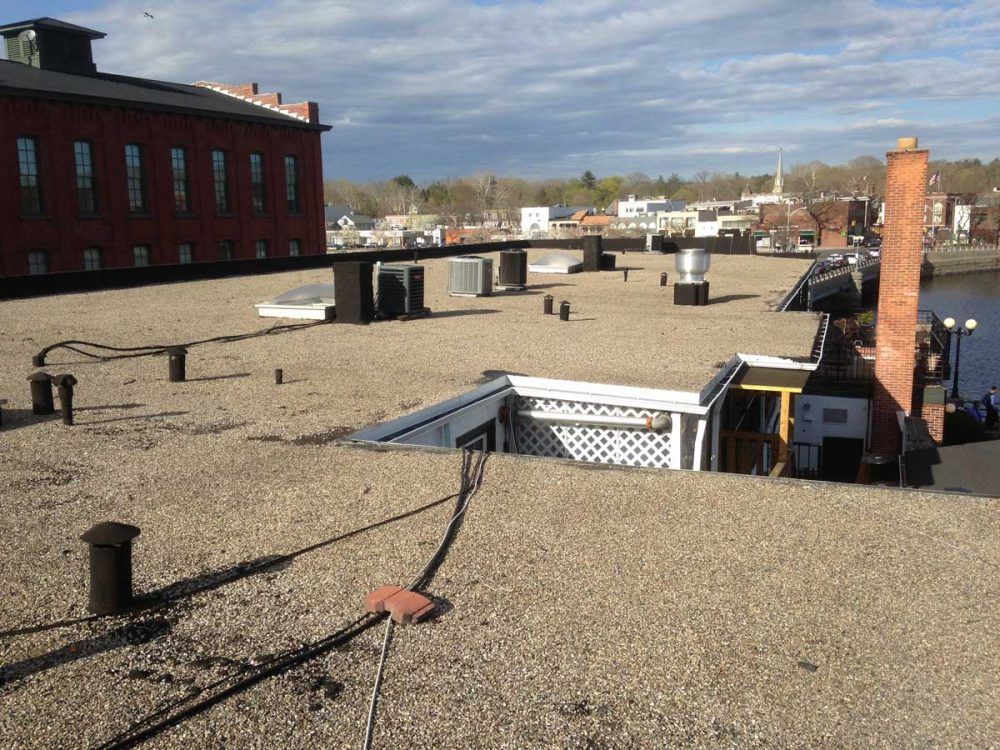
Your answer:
2;253;996;749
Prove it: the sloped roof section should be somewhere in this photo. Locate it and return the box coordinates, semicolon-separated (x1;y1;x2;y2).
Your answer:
0;60;330;131
0;17;106;38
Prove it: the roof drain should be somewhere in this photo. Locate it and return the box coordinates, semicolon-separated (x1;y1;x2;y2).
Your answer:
517;409;671;431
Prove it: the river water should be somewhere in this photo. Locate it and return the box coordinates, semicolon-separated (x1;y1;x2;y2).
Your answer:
919;271;1000;400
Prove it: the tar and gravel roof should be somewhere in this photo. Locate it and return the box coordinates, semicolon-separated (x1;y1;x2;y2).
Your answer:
0;251;996;748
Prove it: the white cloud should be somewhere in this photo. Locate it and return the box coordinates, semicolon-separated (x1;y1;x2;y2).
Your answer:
69;0;1000;180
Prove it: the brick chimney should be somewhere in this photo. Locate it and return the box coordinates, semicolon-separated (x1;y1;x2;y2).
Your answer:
870;137;928;457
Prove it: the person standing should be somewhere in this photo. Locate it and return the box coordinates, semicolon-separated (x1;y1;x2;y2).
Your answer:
984;386;999;430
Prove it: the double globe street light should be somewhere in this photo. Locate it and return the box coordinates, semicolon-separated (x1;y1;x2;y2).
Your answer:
942;317;978;399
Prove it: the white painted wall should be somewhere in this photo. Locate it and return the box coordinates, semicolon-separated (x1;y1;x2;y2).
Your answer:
793;394;870;472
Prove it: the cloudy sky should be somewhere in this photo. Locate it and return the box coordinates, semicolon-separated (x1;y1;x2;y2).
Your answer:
6;0;1000;181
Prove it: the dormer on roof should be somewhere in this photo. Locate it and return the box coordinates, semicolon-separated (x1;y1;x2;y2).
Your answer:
0;17;105;75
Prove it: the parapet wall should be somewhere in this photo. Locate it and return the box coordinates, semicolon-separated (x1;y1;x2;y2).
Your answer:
0;235;754;300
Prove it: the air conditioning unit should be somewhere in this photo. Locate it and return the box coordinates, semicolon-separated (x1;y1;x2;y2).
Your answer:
497;249;527;289
448;256;493;297
377;263;425;316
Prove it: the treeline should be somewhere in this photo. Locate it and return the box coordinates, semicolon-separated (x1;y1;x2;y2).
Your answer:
323;157;1000;221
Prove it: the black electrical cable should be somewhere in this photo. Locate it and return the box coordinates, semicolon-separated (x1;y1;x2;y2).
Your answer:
33;319;331;365
365;450;488;750
1;491;459;640
92;453;486;750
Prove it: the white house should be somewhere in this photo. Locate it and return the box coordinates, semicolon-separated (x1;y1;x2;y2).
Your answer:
617;195;685;217
520;206;590;237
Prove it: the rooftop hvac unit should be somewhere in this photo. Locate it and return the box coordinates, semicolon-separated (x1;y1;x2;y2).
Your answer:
448;256;493;297
377;263;425;317
498;249;528;289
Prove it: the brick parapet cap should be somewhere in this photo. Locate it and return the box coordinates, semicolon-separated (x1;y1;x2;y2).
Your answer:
192;80;316;123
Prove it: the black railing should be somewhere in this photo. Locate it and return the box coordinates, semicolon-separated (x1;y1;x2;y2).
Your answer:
792;442;822;479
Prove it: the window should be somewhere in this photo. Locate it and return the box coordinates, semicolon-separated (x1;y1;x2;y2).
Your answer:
212;149;230;213
822;408;849;424
17;136;43;215
27;250;48;275
74;141;98;215
133;244;151;267
284;155;300;213
454;420;496;452
170;147;190;213
249;152;266;213
289;238;302;256
177;243;194;264
83;246;102;270
219;240;235;261
255;239;269;258
124;144;147;214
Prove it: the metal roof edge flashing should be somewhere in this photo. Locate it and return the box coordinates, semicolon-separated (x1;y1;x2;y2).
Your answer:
351;375;711;447
737;353;819;372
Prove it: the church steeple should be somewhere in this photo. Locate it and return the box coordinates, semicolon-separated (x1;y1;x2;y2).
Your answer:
772;147;784;195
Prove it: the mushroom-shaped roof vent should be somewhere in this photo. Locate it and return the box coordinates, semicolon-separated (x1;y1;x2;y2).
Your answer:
80;521;141;546
27;371;53;382
164;346;188;356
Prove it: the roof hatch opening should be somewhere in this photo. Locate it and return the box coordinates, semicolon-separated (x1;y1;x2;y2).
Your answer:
350;375;713;471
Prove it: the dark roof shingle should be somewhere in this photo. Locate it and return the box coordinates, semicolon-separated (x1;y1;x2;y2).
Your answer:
0;60;329;131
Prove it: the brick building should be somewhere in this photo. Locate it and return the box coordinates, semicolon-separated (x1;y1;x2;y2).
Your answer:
0;17;330;277
755;199;870;248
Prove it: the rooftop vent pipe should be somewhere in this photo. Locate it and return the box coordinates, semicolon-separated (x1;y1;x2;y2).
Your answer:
80;522;141;615
53;373;77;425
166;346;187;382
28;371;54;415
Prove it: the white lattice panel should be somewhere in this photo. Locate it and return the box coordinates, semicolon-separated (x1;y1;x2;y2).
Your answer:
515;397;675;469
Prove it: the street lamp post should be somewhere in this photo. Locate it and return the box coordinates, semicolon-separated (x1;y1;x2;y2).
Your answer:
943;317;978;399
784;206;809;252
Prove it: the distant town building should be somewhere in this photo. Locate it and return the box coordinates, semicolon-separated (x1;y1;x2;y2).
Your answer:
615;195;685;217
754;199;870;248
520;205;591;237
324;205;376;231
0;17;330;276
742;148;789;205
579;214;611;234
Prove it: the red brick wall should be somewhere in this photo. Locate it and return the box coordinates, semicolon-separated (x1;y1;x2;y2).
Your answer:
0;96;326;275
871;141;929;456
922;402;945;444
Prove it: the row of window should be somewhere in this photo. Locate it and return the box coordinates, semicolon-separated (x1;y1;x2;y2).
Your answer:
25;238;304;274
17;136;302;218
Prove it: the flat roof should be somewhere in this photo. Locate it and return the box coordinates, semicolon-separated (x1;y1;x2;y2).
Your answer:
1;252;995;747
